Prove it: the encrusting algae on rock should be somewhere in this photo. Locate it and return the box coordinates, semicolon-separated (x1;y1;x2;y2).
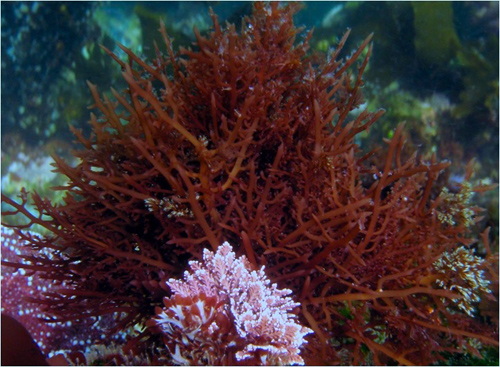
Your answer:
1;2;498;365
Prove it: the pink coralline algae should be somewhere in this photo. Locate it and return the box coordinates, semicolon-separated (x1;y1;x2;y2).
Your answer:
148;242;312;365
1;226;68;355
1;227;129;359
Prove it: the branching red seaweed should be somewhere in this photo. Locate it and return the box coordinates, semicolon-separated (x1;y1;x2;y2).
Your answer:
2;2;497;365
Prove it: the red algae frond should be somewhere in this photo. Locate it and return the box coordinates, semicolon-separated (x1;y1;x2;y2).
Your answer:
1;2;497;365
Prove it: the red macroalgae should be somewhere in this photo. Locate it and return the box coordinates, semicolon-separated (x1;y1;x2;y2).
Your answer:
2;2;498;365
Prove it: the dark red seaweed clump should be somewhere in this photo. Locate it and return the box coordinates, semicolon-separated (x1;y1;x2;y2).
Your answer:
2;2;498;365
